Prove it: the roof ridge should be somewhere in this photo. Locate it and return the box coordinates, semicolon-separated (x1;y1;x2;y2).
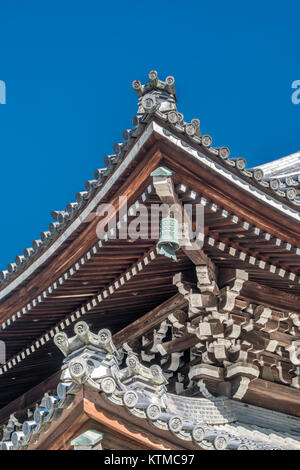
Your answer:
1;70;300;292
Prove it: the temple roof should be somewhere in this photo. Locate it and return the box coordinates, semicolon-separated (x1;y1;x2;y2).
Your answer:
1;71;300;292
0;71;300;419
254;150;300;180
1;322;299;450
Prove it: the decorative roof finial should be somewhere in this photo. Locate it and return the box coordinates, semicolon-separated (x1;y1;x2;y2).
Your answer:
132;70;178;116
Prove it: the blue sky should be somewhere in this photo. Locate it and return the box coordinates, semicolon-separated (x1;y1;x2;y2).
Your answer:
0;1;299;270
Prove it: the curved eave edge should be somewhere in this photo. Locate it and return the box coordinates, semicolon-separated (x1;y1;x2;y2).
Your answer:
2;120;300;301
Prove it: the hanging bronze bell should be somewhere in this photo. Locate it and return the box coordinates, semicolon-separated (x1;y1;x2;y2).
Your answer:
157;216;180;261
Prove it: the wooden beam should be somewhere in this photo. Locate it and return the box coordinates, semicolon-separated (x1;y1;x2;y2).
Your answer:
157;334;199;356
241;280;300;315
113;293;187;348
245;378;300;417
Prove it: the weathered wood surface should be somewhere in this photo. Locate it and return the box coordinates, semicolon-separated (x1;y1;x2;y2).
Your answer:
240;280;300;315
114;293;188;348
245;378;300;417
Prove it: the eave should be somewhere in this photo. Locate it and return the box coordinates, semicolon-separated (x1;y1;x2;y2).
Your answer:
2;118;300;314
1;118;300;407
